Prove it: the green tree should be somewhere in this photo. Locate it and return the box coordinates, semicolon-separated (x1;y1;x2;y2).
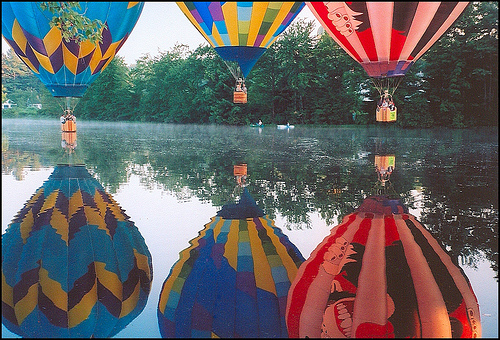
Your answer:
3;3;497;127
394;62;433;128
1;49;51;116
39;2;104;44
246;43;281;123
76;56;133;120
425;1;498;127
272;18;316;123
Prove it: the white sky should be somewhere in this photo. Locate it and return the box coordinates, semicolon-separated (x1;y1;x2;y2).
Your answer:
2;2;318;66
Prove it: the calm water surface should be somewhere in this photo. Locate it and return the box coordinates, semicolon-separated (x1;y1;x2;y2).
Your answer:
2;118;498;338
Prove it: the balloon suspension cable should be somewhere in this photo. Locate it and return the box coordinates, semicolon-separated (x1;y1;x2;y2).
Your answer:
223;60;244;82
390;76;404;96
57;96;78;115
371;76;404;98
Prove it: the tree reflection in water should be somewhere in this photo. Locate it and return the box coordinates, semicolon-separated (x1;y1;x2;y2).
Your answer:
2;119;497;281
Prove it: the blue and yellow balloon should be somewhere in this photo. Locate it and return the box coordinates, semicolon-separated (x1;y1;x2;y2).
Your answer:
2;2;144;98
177;2;305;79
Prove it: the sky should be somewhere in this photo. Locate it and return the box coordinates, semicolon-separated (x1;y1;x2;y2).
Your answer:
2;2;319;67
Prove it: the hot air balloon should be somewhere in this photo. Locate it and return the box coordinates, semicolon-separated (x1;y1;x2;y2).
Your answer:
177;2;305;103
157;164;305;337
307;2;469;121
2;164;153;338
1;2;144;112
285;195;481;338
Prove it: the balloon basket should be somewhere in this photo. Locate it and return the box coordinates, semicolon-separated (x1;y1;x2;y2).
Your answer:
375;155;395;171
233;91;247;104
61;131;77;146
233;164;247;177
376;106;397;122
61;120;76;132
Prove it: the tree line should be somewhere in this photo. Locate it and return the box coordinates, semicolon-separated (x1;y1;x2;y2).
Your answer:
2;2;498;128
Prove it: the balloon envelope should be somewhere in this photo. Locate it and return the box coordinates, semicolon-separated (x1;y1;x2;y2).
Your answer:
2;165;153;338
2;2;144;97
157;188;305;338
307;2;469;78
177;2;305;78
286;195;481;338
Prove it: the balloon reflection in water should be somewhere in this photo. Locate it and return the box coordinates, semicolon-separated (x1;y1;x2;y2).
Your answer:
61;131;77;154
371;154;396;197
2;164;153;338
286;196;481;338
158;165;305;337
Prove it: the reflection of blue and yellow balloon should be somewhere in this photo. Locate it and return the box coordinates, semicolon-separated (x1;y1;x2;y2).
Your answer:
158;188;305;338
2;165;153;338
1;2;144;97
286;196;481;338
177;2;305;78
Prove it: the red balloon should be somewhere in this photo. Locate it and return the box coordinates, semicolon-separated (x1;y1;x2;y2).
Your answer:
307;2;469;79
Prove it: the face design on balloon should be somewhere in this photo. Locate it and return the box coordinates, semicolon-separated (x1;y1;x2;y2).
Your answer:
321;294;396;338
321;297;355;338
324;2;363;37
321;236;356;276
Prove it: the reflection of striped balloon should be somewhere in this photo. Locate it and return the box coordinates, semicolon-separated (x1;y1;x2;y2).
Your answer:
2;165;152;338
286;196;481;338
2;2;144;97
158;188;304;338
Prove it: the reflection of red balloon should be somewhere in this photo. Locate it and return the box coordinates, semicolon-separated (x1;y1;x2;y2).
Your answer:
286;196;481;338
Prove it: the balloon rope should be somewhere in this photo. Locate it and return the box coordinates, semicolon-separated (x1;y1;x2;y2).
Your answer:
371;78;382;96
391;76;404;96
222;60;242;82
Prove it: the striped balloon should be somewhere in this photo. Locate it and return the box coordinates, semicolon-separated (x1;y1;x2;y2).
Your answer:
158;188;305;338
286;195;481;338
307;2;469;78
2;165;153;338
177;2;305;78
2;2;144;97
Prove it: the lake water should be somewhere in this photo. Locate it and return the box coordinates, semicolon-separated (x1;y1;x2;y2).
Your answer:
2;118;498;338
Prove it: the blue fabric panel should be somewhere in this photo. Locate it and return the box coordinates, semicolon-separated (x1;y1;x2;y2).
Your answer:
212;261;237;337
256;288;284;337
214;46;267;78
193;2;214;34
217;187;264;219
235;289;259;337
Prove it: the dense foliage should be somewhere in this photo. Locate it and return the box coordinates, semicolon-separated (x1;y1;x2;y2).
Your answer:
2;2;498;128
39;2;105;44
